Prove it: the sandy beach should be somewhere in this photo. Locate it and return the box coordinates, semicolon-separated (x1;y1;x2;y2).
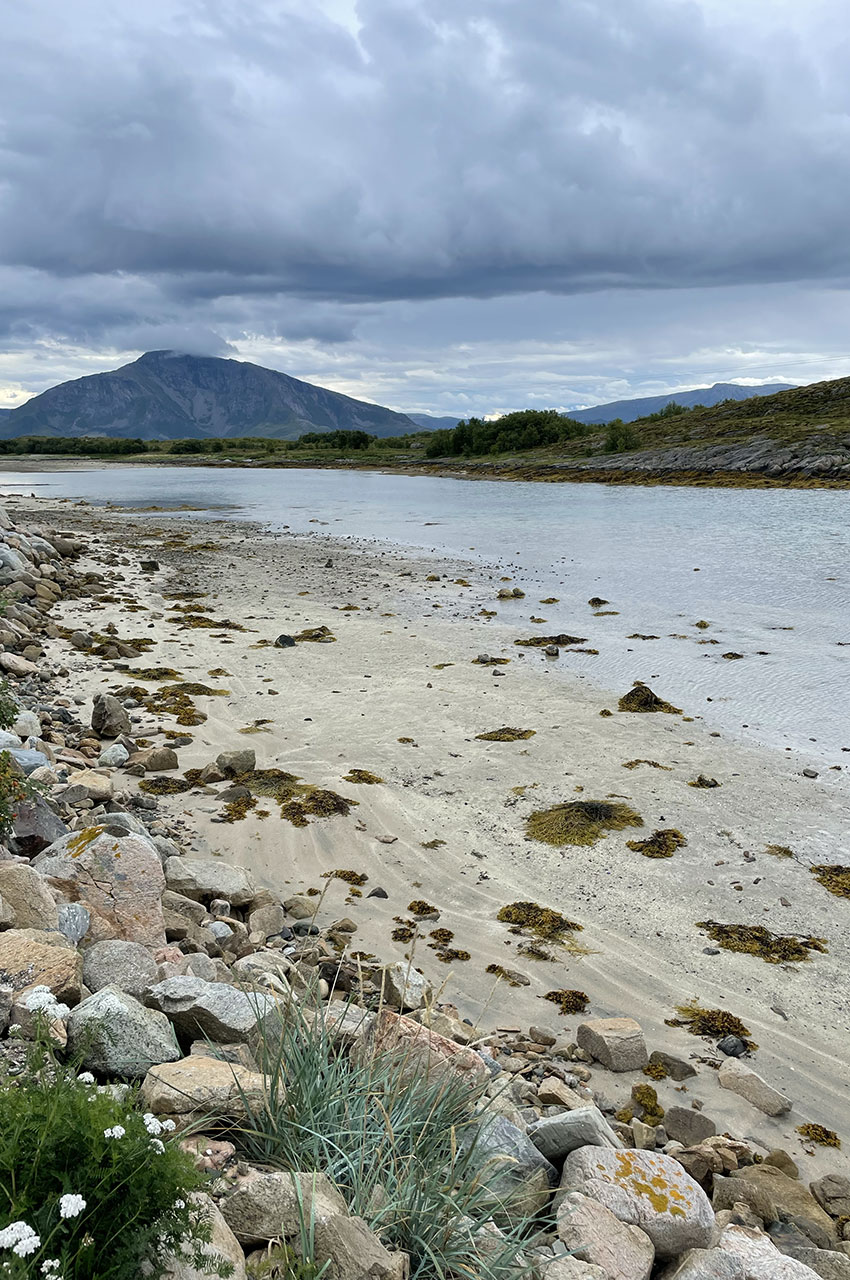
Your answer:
10;490;849;1174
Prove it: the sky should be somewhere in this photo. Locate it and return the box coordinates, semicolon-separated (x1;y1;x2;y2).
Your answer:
3;0;850;416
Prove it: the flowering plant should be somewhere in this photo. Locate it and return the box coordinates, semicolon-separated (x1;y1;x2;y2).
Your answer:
0;1033;231;1279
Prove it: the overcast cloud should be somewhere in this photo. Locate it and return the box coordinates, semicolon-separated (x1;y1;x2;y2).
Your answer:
2;0;850;413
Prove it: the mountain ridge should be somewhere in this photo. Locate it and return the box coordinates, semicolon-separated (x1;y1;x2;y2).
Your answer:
566;381;794;425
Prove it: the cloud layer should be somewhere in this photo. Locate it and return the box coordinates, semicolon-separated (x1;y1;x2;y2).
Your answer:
2;0;850;409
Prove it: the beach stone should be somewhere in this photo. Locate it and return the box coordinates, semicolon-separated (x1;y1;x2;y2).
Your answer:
530;1108;622;1162
12;710;41;739
353;1008;488;1087
656;1248;745;1278
712;1174;777;1222
220;1170;346;1246
577;1018;648;1071
161;1193;247;1280
140;1056;267;1124
538;1076;587;1108
283;894;315;920
273;634;295;648
649;1050;697;1081
794;1252;850;1279
560;1147;714;1257
216;748;255;777
68;986;181;1076
35;829;166;947
82;939;158;997
91;692;131;738
543;1261;607;1280
98;743;130;767
0;653;38;677
11;794;68;856
664;1106;718;1146
556;1191;654;1280
467;1115;556;1220
247;904;286;937
8;747;50;774
145;975;275;1043
0;895;14;929
57;903;91;945
129;745;179;771
164;857;256;907
717;1225;822;1278
313;1215;405;1280
812;1175;850;1219
0;863;59;930
730;1166;835;1242
62;768;114;803
381;960;431;1011
718;1058;792;1116
0;930;82;1003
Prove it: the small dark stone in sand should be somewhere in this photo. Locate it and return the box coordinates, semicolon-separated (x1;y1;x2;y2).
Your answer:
274;634;296;648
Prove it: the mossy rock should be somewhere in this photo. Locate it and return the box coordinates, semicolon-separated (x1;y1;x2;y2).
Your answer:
626;828;687;859
696;920;827;963
475;727;536;741
588;597;608;607
527;799;643;846
810;864;850;898
631;1082;664;1123
618;681;681;714
543;989;589;1015
496;901;582;941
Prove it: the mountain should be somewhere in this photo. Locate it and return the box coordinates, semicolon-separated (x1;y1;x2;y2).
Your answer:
0;409;10;420
566;382;794;426
407;412;464;431
2;351;416;441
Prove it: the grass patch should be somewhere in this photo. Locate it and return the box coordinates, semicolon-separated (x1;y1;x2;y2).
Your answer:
626;828;687;859
695;921;828;963
526;799;643;846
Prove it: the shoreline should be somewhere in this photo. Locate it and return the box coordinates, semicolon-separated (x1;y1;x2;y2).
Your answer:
8;491;849;1172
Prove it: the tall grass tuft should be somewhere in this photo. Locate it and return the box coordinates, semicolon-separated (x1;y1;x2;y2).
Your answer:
233;995;533;1278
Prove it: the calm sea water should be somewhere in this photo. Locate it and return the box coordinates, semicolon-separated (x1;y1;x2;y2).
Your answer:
3;465;848;762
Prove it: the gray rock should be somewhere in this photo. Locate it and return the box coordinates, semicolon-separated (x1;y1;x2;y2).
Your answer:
98;744;129;767
164;857;256;907
557;1191;654;1280
811;1175;850;1219
313;1215;404;1280
380;960;431;1011
656;1248;746;1279
794;1250;850;1280
717;1224;823;1278
663;1105;717;1146
718;1058;792;1116
467;1115;556;1222
0;863;59;930
576;1018;648;1071
82;940;159;997
220;1171;346;1247
68;986;181;1076
12;710;41;739
57;903;91;944
145;975;275;1043
248;904;286;937
11;794;68;856
530;1107;623;1161
648;1050;697;1081
0;730;22;749
91;693;131;738
561;1146;714;1258
160;1193;247;1280
8;747;49;774
216;748;255;777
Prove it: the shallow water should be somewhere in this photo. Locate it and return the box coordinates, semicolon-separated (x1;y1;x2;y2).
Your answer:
3;465;848;761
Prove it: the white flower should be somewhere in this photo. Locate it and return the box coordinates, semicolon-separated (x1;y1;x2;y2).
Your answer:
12;1232;40;1258
173;1199;185;1210
23;989;69;1019
150;1138;165;1154
41;1262;61;1274
7;1024;21;1034
77;1072;95;1085
103;1125;126;1140
143;1113;163;1135
59;1193;86;1219
160;1119;176;1132
0;1222;38;1250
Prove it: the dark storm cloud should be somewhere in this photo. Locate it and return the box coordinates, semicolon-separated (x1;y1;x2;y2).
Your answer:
2;0;850;402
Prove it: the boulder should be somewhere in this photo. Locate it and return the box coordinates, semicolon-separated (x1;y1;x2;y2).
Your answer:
313;1215;406;1280
663;1106;718;1146
560;1147;714;1258
544;1261;608;1280
161;1193;246;1280
216;749;255;777
0;863;59;930
128;746;180;772
717;1224;822;1278
648;1050;697;1081
380;960;431;1011
12;711;41;738
8;747;50;774
718;1058;792;1116
0;930;82;1003
530;1108;622;1162
283;894;316;920
556;1191;654;1280
467;1115;556;1220
35;829;166;947
145;976;277;1043
82;939;159;997
656;1248;746;1279
140;1056;267;1125
91;693;131;738
164;857;256;907
352;1009;487;1087
10;795;68;856
729;1166;835;1242
812;1174;850;1219
576;1018;648;1071
68;987;181;1076
220;1171;346;1246
98;744;130;767
247;904;286;938
62;769;115;804
793;1251;850;1279
0;653;38;677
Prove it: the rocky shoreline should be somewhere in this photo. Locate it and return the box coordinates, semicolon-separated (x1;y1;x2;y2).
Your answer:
0;500;848;1279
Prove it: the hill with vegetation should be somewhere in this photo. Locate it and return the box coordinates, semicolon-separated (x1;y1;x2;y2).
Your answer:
1;351;415;441
566;380;793;425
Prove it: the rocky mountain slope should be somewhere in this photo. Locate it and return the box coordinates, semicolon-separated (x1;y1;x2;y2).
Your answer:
2;351;416;441
567;381;794;426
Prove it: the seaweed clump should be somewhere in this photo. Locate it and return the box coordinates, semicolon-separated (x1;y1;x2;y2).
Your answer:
622;759;671;771
342;768;384;784
543;989;589;1015
695;921;828;964
138;776;195;796
810;864;850;898
294;625;336;643
618;682;681;714
496;901;582;943
797;1123;840;1148
764;844;794;858
643;1060;669;1081
485;964;529;988
667;1001;757;1051
688;775;721;789
526;799;643;847
323;869;368;886
475;727;536;742
627;829;687;859
408;900;438;917
515;633;587;648
631;1083;665;1124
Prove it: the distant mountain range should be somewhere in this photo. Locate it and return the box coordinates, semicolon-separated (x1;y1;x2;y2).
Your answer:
566;382;794;426
1;351;416;441
406;412;465;431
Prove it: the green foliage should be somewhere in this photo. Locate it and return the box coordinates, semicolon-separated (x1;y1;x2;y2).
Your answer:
424;409;590;458
0;679;17;731
296;430;375;450
0;1032;228;1280
234;997;532;1278
603;419;643;452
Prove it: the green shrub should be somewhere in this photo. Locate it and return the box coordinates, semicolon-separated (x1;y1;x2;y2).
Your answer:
234;997;533;1278
0;678;17;730
603;420;642;452
0;1031;230;1279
